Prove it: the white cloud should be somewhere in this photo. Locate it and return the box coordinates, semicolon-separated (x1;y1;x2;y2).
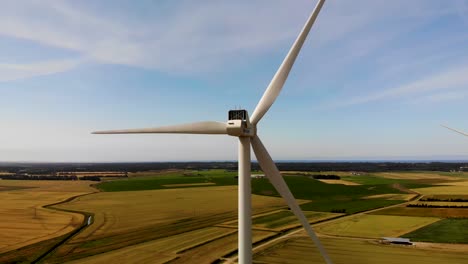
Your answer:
0;58;82;82
325;64;468;108
410;90;468;104
0;0;463;77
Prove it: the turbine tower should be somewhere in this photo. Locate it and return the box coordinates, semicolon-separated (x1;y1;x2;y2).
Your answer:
93;1;331;263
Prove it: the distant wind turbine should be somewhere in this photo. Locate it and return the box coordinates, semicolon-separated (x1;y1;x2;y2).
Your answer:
93;0;331;263
441;125;468;137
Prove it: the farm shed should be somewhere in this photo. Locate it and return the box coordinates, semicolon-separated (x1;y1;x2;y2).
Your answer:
381;237;413;245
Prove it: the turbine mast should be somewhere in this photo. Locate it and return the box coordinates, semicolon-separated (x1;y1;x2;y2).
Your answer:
238;137;252;263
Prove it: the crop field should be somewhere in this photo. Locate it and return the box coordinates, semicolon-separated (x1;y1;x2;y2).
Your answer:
374;172;463;181
253;236;468;264
97;169;239;192
2;169;466;263
404;219;468;243
363;193;417;200
46;186;286;262
411;185;468;195
220;210;342;231
300;198;404;214
317;179;361;185
0;180;95;262
97;170;410;214
409;201;468;207
420;194;468;200
251;210;340;230
67;229;276;264
315;214;440;238
371;206;468;218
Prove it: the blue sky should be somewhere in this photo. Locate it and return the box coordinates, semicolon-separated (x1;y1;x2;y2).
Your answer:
1;0;468;162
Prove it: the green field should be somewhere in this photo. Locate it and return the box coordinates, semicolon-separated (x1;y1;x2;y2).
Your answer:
253;236;468;264
97;170;239;192
97;170;413;215
404;218;468;243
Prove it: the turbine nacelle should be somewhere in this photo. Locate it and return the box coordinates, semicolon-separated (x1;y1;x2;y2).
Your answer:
227;109;256;137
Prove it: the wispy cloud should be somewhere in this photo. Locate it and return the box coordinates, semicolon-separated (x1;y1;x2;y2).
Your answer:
410;90;468;104
0;0;463;79
325;64;468;108
0;58;82;82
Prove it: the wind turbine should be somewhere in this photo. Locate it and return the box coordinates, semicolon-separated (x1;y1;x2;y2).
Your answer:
441;125;468;137
93;0;332;263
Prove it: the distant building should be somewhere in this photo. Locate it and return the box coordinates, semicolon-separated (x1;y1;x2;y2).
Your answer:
251;174;265;179
381;237;412;245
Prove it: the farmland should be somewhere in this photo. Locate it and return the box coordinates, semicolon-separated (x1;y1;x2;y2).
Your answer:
315;214;440;238
0;167;467;263
0;180;95;263
222;210;342;231
404;219;468;243
253;236;468;264
97;170;413;214
371;206;468;218
45;185;287;262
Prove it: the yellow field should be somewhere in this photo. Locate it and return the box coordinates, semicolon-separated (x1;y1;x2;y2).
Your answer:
253;236;468;264
376;172;461;181
49;186;286;262
363;193;417;201
65;229;276;264
412;185;468;195
315;214;440;238
65;226;236;264
0;180;95;254
435;180;468;186
410;201;468;207
372;206;468;218
318;179;361;185
162;182;215;187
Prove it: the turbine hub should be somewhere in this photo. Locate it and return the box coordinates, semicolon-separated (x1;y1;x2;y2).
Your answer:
226;109;256;137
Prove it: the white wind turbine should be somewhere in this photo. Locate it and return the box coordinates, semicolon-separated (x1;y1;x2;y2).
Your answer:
93;0;332;263
442;125;468;137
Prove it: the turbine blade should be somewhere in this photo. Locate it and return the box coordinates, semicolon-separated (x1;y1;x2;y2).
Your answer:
92;121;227;135
441;125;468;137
250;0;326;125
251;135;333;264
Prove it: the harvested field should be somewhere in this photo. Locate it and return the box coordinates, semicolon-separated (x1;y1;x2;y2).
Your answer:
0;180;95;255
66;229;276;264
251;210;341;230
420;194;468;200
253;236;468;264
162;182;215;188
65;227;236;264
318;179;361;185
435;180;468;186
376;172;461;181
411;185;468;195
221;210;342;231
372;206;468;218
409;201;468;207
315;214;440;238
48;186;286;262
363;193;417;201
